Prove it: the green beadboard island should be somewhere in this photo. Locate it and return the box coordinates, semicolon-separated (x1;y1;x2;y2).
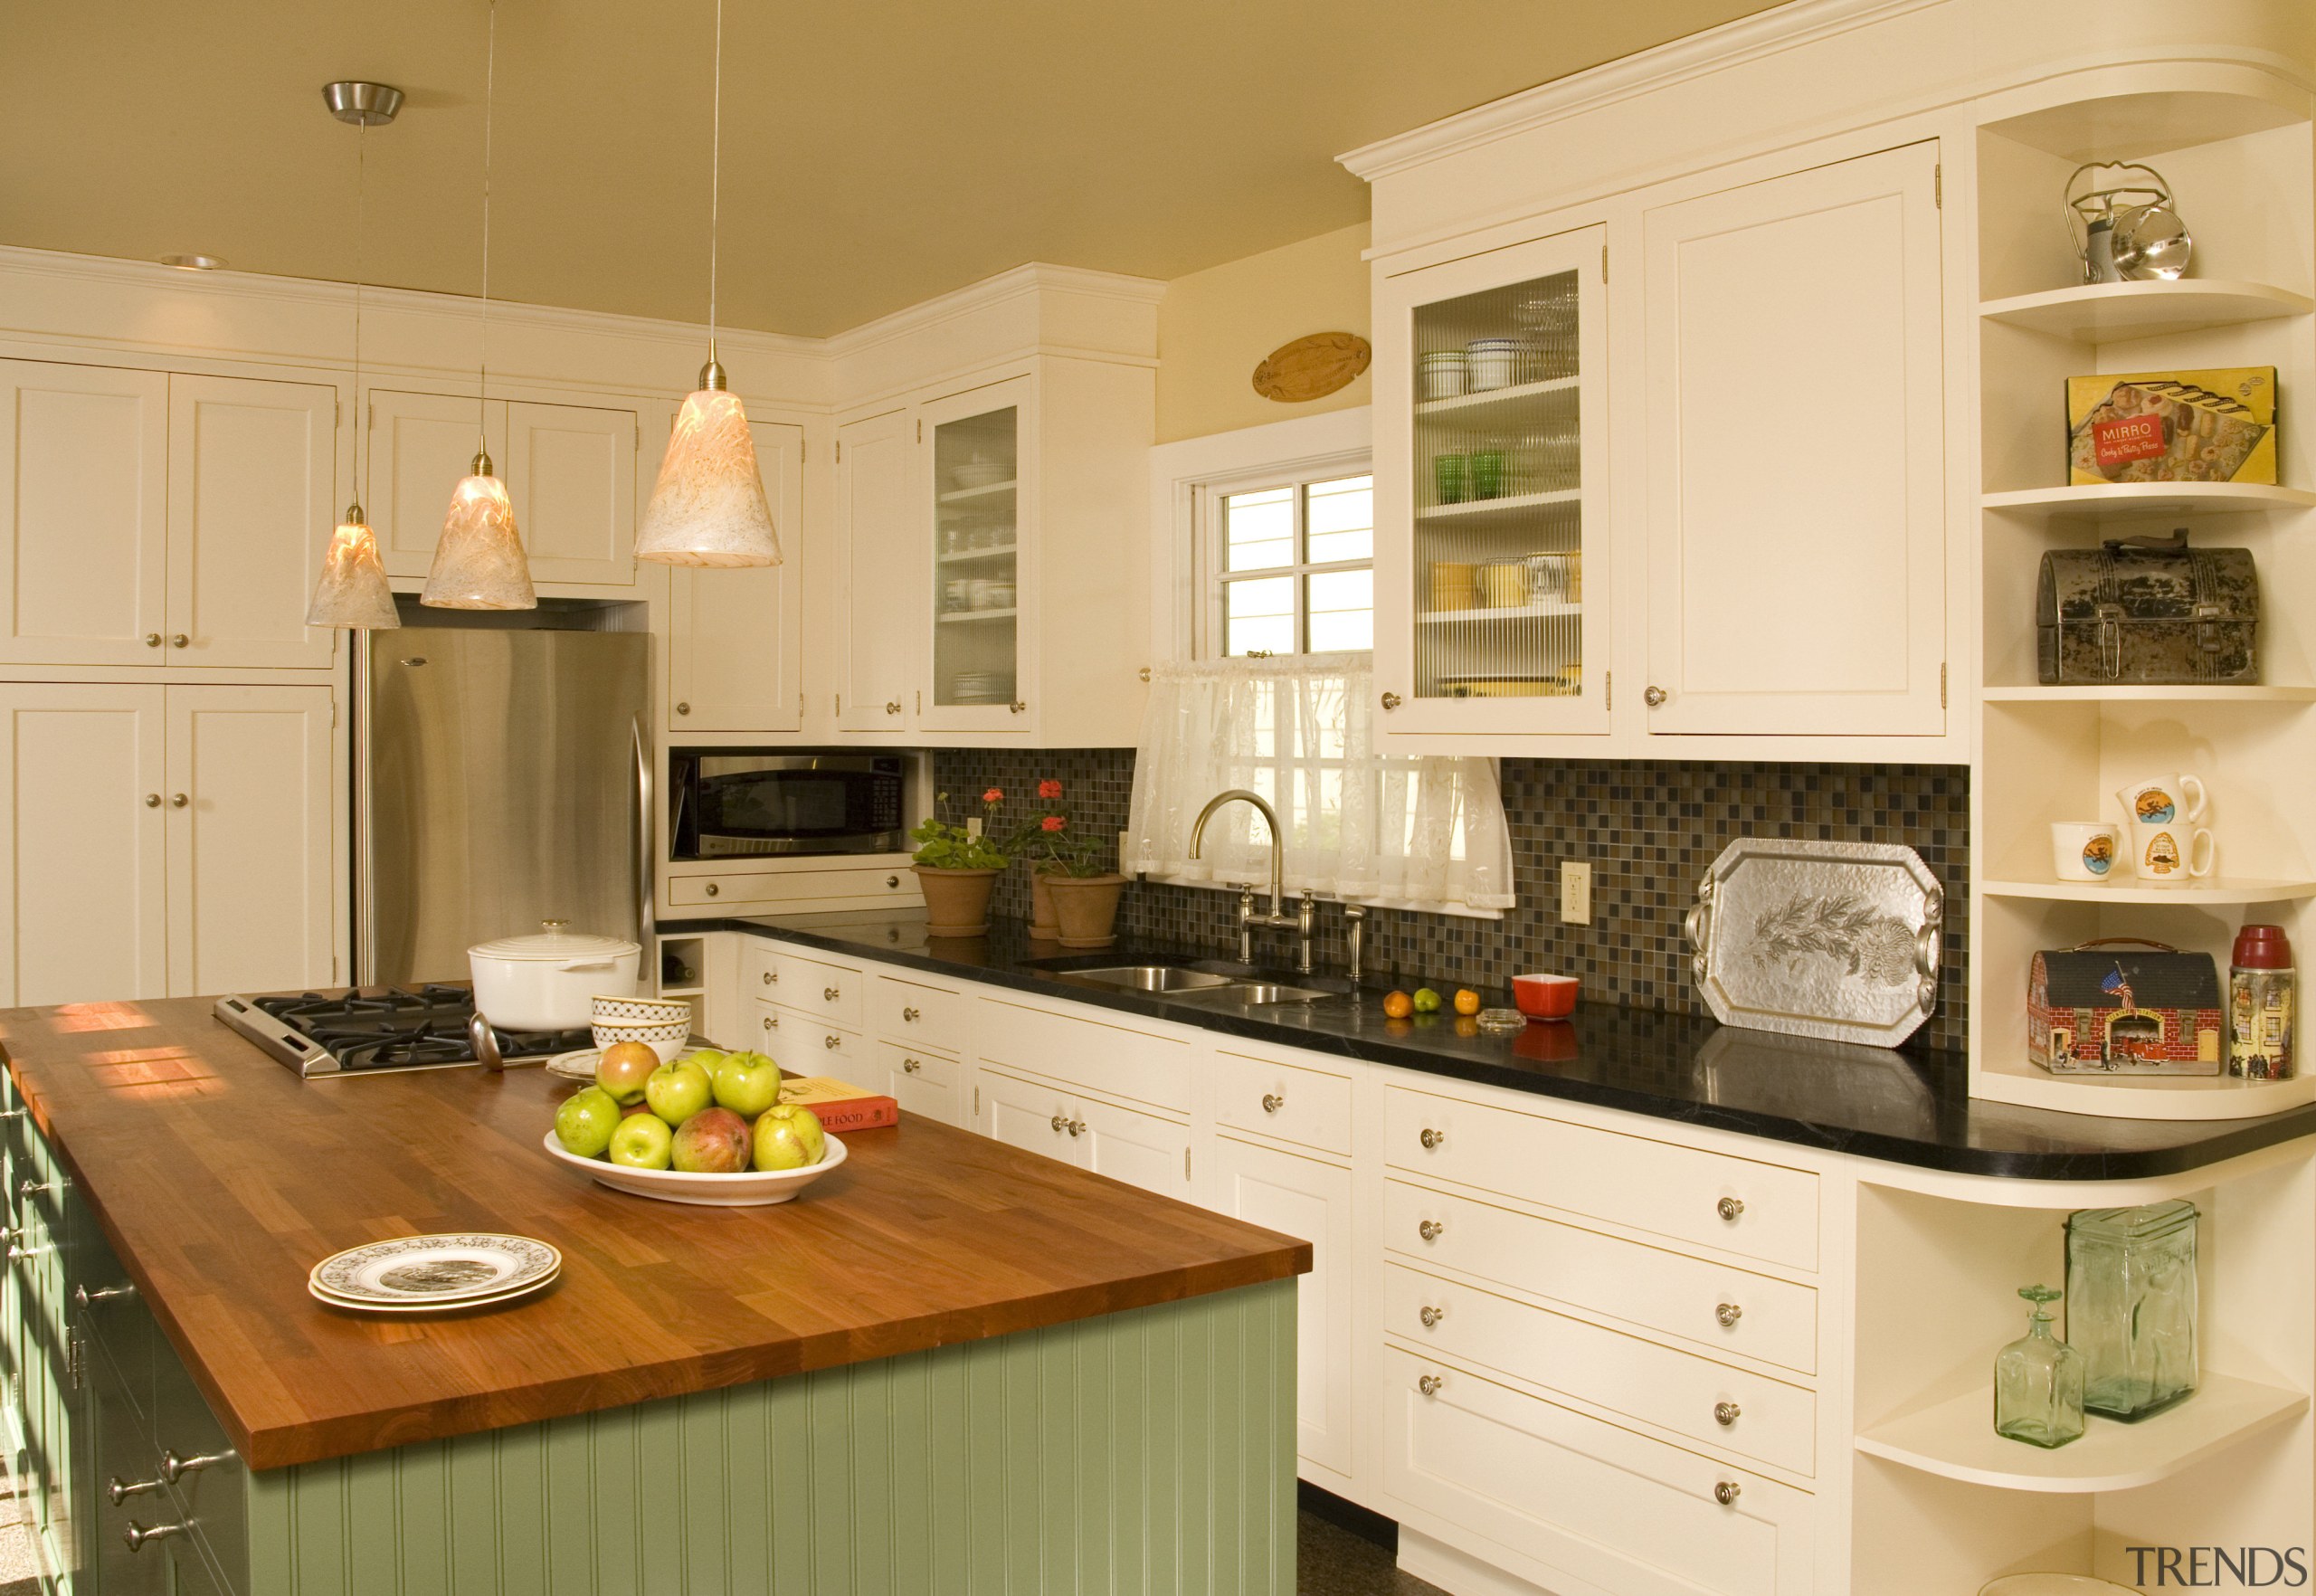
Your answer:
0;996;1307;1596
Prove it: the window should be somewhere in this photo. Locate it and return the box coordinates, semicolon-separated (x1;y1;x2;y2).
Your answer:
1202;472;1373;658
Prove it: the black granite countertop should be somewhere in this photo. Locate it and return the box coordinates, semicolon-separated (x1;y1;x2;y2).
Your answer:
661;911;2316;1182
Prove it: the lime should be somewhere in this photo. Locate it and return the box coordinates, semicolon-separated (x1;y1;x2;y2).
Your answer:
1412;987;1442;1013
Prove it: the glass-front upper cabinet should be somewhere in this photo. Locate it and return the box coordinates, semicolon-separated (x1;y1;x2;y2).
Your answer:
922;377;1030;730
1373;224;1609;737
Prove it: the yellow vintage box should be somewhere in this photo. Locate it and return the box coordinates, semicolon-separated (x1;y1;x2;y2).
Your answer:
2067;366;2276;486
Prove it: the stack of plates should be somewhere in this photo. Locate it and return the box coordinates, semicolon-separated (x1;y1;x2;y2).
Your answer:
951;671;1013;704
308;1233;561;1315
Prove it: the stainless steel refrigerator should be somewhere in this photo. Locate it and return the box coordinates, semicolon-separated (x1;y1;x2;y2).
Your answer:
358;626;650;985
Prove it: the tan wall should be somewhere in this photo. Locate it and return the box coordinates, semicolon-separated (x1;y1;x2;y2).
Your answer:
1155;222;1372;443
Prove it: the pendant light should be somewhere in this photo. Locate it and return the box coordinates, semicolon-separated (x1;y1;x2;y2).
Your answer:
633;0;783;568
422;0;536;610
304;82;402;631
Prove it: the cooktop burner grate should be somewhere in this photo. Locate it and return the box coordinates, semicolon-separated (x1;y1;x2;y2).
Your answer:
219;985;593;1075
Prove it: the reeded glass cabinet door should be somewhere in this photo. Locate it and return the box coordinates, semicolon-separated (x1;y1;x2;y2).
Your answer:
1375;225;1609;736
923;377;1030;731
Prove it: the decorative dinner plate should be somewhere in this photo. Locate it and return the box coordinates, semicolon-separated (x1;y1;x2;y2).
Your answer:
1684;839;1943;1048
309;1268;558;1315
308;1234;563;1307
546;1048;601;1081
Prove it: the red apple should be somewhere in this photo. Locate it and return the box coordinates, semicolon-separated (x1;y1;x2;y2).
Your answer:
595;1040;659;1105
670;1107;750;1173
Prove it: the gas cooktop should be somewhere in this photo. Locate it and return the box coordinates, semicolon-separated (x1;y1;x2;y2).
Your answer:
214;985;593;1078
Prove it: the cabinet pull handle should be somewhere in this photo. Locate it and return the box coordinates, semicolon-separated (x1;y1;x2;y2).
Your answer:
144;793;161;808
884;700;902;716
0;1107;23;1121
169;634;190;649
169;793;189;808
143;633;162;649
1419;1127;1445;1150
123;1520;186;1553
902;1006;920;1022
1380;691;1401;710
1260;1093;1283;1115
1716;1302;1742;1327
1713;1481;1742;1506
824;986;841;1002
1644;685;1668;708
1417;1373;1443;1397
8;1242;52;1261
1067;1118;1087;1137
703;883;719;897
109;1476;162;1506
1010;701;1027;715
823;1034;841;1050
761;1014;776;1031
17;1181;52;1199
1050;1114;1068;1135
1717;1196;1744;1222
77;1282;135;1308
762;971;774;985
1419;1305;1444;1328
160;1449;233;1484
902;1058;922;1074
887;876;901;888
674;701;690;716
1418;1219;1445;1242
1715;1401;1742;1427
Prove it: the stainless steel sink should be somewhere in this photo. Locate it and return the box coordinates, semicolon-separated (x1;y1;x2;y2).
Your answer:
1231;983;1334;1005
1060;964;1243;993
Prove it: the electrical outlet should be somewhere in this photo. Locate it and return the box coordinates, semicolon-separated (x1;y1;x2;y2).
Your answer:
1561;861;1592;926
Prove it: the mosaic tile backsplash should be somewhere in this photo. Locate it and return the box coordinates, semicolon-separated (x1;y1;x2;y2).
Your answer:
931;751;1970;1049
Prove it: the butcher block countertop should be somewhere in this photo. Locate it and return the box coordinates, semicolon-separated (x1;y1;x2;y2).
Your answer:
0;996;1308;1471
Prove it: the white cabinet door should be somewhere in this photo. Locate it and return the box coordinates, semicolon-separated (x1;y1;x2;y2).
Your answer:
0;687;166;1005
1211;1134;1354;1477
1642;141;1946;736
667;420;804;731
367;390;507;579
164;686;335;997
166;375;338;670
503;399;637;585
1073;1094;1193;1199
834;408;917;732
0;361;169;667
920;377;1030;735
978;1067;1084;1168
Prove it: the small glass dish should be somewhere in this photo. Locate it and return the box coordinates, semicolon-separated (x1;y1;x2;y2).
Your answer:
1476;1008;1528;1034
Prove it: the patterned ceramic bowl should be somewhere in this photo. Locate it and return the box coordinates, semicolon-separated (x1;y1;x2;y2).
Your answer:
591;1018;689;1063
592;995;694;1026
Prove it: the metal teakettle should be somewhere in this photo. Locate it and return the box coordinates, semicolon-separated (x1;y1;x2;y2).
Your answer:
2065;162;2194;284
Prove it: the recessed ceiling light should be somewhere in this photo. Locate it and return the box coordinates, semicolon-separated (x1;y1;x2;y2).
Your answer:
157;253;227;271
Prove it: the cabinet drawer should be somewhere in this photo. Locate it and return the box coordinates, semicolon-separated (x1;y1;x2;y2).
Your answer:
669;867;916;911
1386;1263;1814;1477
975;996;1192;1115
1386;1085;1819;1270
872;973;968;1053
1384;1181;1816;1374
1212;1047;1353;1157
746;948;863;1031
876;1039;958;1125
1383;1345;1815;1596
761;1003;864;1077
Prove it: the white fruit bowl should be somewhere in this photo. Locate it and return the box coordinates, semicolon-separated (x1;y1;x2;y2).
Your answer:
541;1129;847;1207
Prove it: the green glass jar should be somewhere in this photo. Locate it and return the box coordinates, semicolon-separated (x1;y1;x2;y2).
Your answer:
1993;1285;2083;1449
2066;1198;2198;1420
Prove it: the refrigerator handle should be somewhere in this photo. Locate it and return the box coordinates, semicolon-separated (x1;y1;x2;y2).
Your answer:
633;717;656;967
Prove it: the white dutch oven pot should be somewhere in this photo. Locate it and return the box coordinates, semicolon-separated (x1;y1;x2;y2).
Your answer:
467;919;642;1032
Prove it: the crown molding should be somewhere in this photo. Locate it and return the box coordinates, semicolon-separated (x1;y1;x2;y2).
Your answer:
823;261;1165;363
1337;0;1947;182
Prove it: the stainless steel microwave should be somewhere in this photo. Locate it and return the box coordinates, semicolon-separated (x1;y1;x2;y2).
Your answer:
669;751;916;859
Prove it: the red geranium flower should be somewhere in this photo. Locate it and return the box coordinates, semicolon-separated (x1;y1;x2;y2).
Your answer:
1040;814;1066;832
982;787;1004;803
1038;779;1063;800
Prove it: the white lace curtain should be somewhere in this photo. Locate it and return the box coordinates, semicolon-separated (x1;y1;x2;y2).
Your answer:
1124;652;1514;913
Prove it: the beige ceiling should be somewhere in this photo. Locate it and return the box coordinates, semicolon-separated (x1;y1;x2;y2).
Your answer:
4;0;1776;337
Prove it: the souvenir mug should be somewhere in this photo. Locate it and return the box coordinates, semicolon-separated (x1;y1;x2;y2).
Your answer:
2116;774;2214;885
2051;822;2123;883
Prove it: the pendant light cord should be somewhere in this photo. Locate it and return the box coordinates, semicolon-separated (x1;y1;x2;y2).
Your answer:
352;115;367;510
478;0;498;451
707;0;723;361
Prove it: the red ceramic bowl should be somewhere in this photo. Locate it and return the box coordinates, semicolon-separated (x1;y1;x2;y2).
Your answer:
1512;973;1578;1020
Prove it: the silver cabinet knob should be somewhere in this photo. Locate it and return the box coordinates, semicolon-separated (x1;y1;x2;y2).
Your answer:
761;971;774;985
1419;1127;1445;1150
1260;1093;1283;1115
1419;1305;1444;1328
17;1180;52;1199
902;1006;920;1022
704;883;718;897
144;793;161;808
823;986;841;1002
1380;691;1401;710
901;1058;922;1074
169;793;188;808
823;1034;841;1050
884;700;902;716
1715;1401;1742;1427
1050;1114;1069;1134
675;701;690;716
123;1520;185;1553
109;1475;161;1506
1644;685;1668;707
169;633;189;649
1713;1481;1742;1506
1717;1196;1745;1222
761;1014;776;1031
887;875;901;888
143;633;162;649
1010;701;1027;715
1066;1118;1087;1137
1418;1219;1445;1242
1417;1373;1443;1397
75;1283;134;1308
159;1449;231;1484
1716;1302;1742;1328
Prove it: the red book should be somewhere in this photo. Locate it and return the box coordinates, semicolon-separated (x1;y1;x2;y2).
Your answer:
778;1075;899;1131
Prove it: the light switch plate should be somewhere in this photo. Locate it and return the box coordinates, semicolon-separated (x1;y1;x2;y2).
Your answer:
1561;861;1592;925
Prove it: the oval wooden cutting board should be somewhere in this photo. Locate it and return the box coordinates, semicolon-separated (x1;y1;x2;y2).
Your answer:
1252;332;1372;403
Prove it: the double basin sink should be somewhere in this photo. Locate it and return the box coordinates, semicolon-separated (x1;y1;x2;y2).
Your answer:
1043;961;1344;1010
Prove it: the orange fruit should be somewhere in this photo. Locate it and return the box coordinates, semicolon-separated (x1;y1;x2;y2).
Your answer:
1382;990;1414;1019
1453;988;1481;1016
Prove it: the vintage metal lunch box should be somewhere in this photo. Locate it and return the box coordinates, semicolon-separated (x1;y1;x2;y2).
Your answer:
2028;938;2223;1075
2036;527;2258;685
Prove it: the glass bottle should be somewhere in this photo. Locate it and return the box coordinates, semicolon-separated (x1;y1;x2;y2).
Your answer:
2067;1199;2198;1420
1994;1285;2083;1449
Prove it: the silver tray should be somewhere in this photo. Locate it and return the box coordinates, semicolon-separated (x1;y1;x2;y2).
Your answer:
1683;839;1942;1049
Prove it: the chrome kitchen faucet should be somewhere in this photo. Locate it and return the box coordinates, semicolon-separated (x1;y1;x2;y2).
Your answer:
1187;789;1364;979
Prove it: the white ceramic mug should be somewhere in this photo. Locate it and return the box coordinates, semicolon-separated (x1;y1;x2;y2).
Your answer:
2115;774;2207;831
2129;816;2216;884
2050;822;2122;883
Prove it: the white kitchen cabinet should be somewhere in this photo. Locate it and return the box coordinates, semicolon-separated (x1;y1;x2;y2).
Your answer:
667;420;804;733
979;1066;1083;1166
0;685;167;1004
1640;140;1946;736
167;375;338;670
921;378;1030;732
1373;225;1610;738
974;1066;1191;1197
369;389;502;578
875;1039;960;1125
834;407;919;731
1211;1132;1355;1477
0;361;169;668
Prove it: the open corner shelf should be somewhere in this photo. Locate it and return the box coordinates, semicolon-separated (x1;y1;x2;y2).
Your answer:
1981;482;2316;518
1856;1373;2306;1494
1970;1057;2316;1122
1981;684;2316;704
1979;280;2314;342
1981;877;2316;906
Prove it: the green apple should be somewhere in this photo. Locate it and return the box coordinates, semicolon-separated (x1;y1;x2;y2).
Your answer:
595;1040;660;1106
553;1086;622;1158
752;1102;827;1172
643;1059;714;1126
712;1050;783;1117
682;1049;728;1078
606;1113;673;1170
670;1107;751;1173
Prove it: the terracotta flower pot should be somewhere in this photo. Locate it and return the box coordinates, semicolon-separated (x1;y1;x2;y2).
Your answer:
912;866;1001;937
1028;869;1064;942
1044;873;1127;950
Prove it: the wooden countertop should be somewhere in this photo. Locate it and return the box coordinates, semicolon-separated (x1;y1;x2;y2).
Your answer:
0;997;1308;1470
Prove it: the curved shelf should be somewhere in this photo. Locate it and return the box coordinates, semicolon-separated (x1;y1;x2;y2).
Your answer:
1982;483;2316;518
1971;1057;2316;1123
1856;1373;2306;1493
1979;280;2313;343
1417;489;1580;525
1981;877;2316;906
1982;684;2316;703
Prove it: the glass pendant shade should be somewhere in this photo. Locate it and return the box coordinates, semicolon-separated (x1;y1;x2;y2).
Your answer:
635;386;783;567
420;463;536;610
306;508;400;629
